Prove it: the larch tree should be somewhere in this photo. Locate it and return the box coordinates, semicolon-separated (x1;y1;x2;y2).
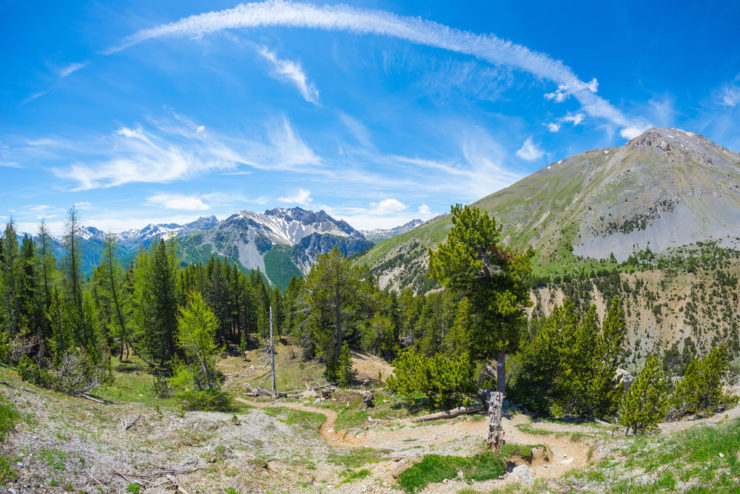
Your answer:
102;235;131;360
428;204;533;395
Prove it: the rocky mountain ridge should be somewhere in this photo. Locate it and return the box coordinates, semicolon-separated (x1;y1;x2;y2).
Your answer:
355;127;740;291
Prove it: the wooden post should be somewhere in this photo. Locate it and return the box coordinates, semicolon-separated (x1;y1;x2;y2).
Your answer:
485;390;504;453
270;305;276;399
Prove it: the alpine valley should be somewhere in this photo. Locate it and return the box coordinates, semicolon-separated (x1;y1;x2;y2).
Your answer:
43;127;740;364
48;207;401;290
356;127;740;364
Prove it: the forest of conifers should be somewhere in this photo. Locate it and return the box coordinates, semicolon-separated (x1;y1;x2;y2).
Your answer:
0;205;736;433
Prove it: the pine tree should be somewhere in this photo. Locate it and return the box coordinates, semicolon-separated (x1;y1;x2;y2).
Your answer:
428;204;533;395
619;355;670;435
336;342;355;387
1;220;20;336
18;235;46;355
587;297;626;417
36;219;57;312
443;296;472;358
302;248;361;381
133;240;179;368
672;345;735;416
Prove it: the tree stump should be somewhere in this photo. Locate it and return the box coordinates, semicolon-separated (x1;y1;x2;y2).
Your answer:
361;391;375;409
485;391;504;453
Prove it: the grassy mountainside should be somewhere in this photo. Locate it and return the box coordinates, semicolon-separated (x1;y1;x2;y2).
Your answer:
356;127;740;291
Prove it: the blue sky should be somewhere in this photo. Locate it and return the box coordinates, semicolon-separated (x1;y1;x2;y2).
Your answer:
1;0;739;234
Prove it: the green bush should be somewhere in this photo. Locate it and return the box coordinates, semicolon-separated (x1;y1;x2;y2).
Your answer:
17;354;52;387
619;355;670;435
0;396;19;442
672;345;738;417
175;387;233;411
387;349;474;408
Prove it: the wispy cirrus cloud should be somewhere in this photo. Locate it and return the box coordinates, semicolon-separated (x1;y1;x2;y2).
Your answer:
108;1;646;138
22;61;89;105
717;76;740;107
258;47;319;104
59;61;88;78
42;115;321;190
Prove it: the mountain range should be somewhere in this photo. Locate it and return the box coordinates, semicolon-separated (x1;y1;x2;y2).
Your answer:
355;127;740;362
48;208;421;289
356;127;740;290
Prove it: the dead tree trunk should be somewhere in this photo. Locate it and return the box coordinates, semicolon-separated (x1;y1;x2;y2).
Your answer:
270;306;276;399
481;389;504;453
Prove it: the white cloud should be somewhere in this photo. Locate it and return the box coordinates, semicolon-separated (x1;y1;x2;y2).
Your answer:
562;113;584;126
369;198;407;214
546;112;584;132
515;136;544;161
619;126;650;139
59;61;88;78
258;47;319;104
391;125;522;200
545;78;598;103
48;115;321;190
333;199;432;230
718;82;740;107
147;193;210;211
110;1;644;137
279;188;312;205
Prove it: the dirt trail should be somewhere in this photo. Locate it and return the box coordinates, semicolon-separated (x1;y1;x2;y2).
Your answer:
659;401;740;433
236;397;360;447
236;396;592;485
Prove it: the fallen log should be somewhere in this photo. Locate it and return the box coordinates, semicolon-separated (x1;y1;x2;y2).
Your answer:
411;404;483;422
125;414;143;431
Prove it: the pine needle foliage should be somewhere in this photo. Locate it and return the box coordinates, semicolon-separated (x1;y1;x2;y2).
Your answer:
619;355;670;435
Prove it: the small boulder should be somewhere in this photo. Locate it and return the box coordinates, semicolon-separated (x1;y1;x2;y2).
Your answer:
511;464;533;485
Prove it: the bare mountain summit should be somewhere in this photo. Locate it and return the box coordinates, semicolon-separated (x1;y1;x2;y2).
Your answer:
356;128;740;290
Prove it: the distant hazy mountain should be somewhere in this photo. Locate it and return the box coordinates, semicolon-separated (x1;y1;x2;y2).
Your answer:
355;127;740;291
40;208;419;288
361;219;424;243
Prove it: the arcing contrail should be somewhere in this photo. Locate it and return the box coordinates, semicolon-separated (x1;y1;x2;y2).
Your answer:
110;0;646;137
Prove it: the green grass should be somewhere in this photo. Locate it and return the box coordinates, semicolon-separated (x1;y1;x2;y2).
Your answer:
564;418;740;493
340;468;371;484
397;452;506;493
0;395;19;442
328;447;389;469
499;442;548;459
262;407;325;430
39;447;67;471
95;358;178;407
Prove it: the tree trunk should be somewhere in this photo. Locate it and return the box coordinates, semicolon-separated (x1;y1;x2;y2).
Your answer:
270;305;276;399
485;390;505;453
496;350;506;394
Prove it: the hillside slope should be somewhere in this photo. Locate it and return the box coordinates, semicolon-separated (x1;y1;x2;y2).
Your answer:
355;128;740;291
